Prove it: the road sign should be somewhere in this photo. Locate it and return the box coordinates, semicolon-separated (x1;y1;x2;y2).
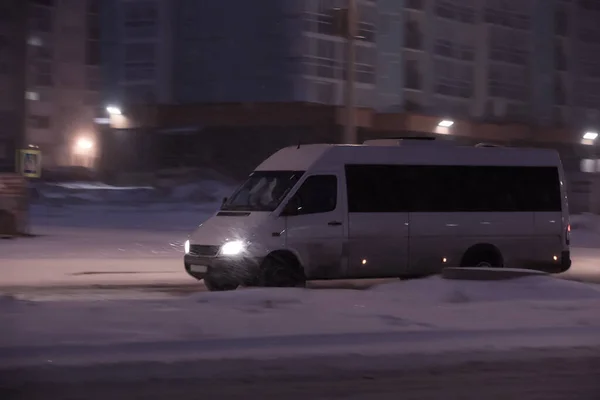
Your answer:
18;149;42;178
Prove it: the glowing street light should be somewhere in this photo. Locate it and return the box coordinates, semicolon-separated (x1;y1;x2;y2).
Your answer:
75;137;94;153
106;105;122;115
583;131;598;141
438;119;454;128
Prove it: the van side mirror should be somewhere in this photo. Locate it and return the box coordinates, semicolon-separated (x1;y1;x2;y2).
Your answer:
221;197;227;206
282;196;301;216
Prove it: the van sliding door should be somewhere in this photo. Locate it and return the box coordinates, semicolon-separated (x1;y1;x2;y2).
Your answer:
344;165;410;278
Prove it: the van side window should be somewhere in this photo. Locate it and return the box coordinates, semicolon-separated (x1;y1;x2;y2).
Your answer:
345;164;561;213
292;175;337;215
345;165;410;212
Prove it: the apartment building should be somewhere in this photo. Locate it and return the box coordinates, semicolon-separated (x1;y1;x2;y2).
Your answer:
0;1;27;172
101;0;173;106
26;0;100;169
552;0;600;131
102;0;595;132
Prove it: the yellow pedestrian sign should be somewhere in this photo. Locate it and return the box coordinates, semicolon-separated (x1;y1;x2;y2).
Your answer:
18;149;42;178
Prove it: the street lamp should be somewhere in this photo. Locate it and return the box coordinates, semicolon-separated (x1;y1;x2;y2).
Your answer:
106;105;122;116
583;131;598;141
73;137;95;168
438;119;455;128
332;1;357;144
75;138;94;152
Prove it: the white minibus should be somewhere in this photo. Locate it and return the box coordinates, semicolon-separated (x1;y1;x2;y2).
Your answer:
184;139;571;291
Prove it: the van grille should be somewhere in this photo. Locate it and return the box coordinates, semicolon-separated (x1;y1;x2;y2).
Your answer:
189;245;220;257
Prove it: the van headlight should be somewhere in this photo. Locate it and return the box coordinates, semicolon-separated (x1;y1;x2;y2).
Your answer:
184;239;190;254
220;240;246;256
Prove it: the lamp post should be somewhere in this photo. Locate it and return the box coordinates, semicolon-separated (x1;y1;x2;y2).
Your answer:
583;131;598;214
344;0;357;145
583;131;598;172
333;1;358;144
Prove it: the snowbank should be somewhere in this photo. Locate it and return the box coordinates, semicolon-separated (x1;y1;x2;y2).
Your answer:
2;276;600;348
1;275;600;367
32;174;237;207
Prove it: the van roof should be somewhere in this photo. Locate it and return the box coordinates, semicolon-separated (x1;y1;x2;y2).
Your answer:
254;143;561;171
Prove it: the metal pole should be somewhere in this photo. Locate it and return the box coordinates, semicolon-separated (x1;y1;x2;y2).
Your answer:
343;0;357;144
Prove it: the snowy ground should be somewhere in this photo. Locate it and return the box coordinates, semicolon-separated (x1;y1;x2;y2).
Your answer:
2;273;600;398
2;184;600;398
2;199;600;290
1;202;600;362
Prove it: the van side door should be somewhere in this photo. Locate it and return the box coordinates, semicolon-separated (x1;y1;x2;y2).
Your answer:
282;173;346;279
345;164;410;278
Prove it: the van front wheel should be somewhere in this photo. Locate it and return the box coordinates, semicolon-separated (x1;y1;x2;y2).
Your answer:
258;253;306;288
203;276;238;291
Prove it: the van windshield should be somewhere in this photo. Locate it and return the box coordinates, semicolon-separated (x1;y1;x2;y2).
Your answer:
222;171;305;212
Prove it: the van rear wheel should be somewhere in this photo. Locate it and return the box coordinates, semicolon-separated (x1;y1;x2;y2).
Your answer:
460;244;503;269
259;253;306;288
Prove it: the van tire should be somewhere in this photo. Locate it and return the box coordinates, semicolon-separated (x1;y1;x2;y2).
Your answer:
203;276;238;291
259;252;306;288
460;244;503;269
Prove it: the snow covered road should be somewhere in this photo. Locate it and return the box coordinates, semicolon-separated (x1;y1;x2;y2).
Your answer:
1;203;600;292
2;203;600;398
2;347;600;399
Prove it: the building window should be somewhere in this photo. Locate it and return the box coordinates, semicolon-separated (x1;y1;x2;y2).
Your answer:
434;59;473;99
340;45;375;84
578;27;600;45
315;81;335;104
488;64;528;101
435;1;475;24
488;28;528;66
555;41;567;71
87;13;100;40
579;0;600;12
357;22;376;42
86;40;100;66
124;42;155;63
29;5;53;33
86;68;101;91
434;39;453;57
29;115;51;129
404;59;421;90
88;0;100;14
30;0;55;7
406;0;424;10
34;62;53;86
123;0;158;38
405;18;422;50
122;84;155;104
434;39;474;61
555;75;566;106
484;7;530;30
0;62;10;74
32;44;53;61
124;63;155;81
555;6;568;36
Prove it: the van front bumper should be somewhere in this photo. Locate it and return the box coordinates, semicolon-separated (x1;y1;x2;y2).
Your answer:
184;254;262;283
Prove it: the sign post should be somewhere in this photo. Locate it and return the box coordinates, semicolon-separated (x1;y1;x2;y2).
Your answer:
18;148;42;178
18;148;41;236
